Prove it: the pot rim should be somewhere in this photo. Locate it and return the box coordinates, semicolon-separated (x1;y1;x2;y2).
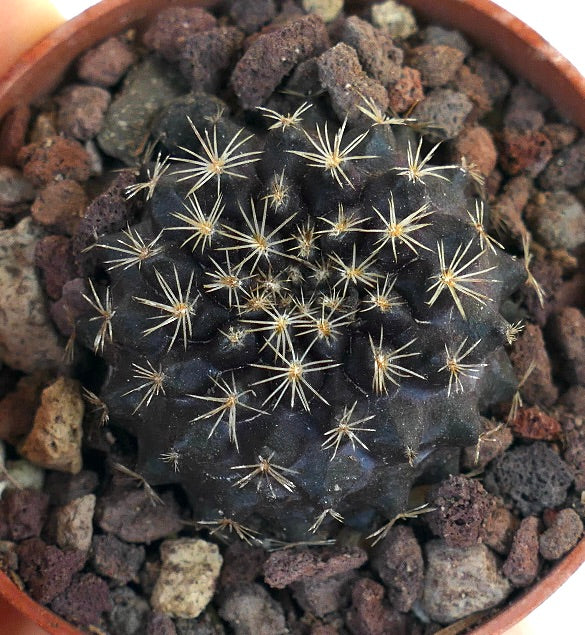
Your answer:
0;1;583;634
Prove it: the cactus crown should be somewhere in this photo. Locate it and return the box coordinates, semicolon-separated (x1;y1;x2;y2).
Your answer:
78;90;526;542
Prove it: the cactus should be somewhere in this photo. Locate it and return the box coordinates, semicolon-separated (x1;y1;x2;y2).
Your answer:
76;91;527;542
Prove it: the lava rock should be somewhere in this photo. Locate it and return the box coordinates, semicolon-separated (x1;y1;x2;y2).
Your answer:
422;540;511;624
231;14;329;109
317;42;388;123
17;136;91;187
525;190;585;251
19;377;84;474
44;469;99;506
345;578;408;635
147;612;177;635
2;488;49;540
51;572;112;627
218;583;287;635
539;138;585;190
539;509;583;560
55;494;96;552
509;323;558;407
17;537;85;604
96;487;183;544
34;235;77;300
341;16;403;87
502;516;540;587
370;0;417;39
408;44;465;87
548;307;585;385
510;406;562;441
97;56;186;164
0;218;66;372
370;524;423;611
230;0;277;34
292;571;356;618
413;88;473;141
0;166;35;206
107;587;150;635
451;125;497;178
31;179;87;235
57;84;111;140
498;128;553;177
488;443;573;516
264;546;367;589
151;538;223;619
77;36;138;87
91;533;146;584
387;66;424;113
143;7;217;63
426;475;495;548
481;504;520;555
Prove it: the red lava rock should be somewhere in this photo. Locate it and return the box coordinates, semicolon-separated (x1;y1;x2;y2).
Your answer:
542;122;579;151
345;578;408;635
481;504;520;555
502;516;540;587
72;171;138;269
77;36;138;87
317;42;388;123
504;83;548;131
539;137;585;190
413;88;473;141
219;540;266;589
44;469;99;506
511;406;562;441
17;136;92;187
387;66;424;114
0;104;31;166
57;84;111;141
51;572;112;627
292;571;356;618
147;611;177;635
426;475;495;548
31;179;87;235
264;546;367;589
539;508;584;560
229;0;277;34
341;16;403;87
509;323;558;407
16;537;86;604
3;489;49;541
0;373;47;444
95;487;183;544
371;525;423;611
179;27;244;92
548;307;585;385
91;533;146;584
143;6;217;63
490;175;530;244
498;128;553;177
452;64;492;118
232;14;329;109
407;44;465;87
488;442;573;516
451;125;497;178
468;53;511;102
34;235;77;300
517;252;564;327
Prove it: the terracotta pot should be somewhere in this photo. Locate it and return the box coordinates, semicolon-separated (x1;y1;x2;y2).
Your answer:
0;1;583;634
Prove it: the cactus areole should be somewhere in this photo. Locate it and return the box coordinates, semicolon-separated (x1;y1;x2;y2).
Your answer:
77;90;527;542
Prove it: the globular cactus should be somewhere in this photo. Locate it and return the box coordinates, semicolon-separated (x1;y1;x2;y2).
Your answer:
76;92;527;542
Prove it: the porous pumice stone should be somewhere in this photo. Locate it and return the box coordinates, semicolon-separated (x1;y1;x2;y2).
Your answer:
76;89;526;541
